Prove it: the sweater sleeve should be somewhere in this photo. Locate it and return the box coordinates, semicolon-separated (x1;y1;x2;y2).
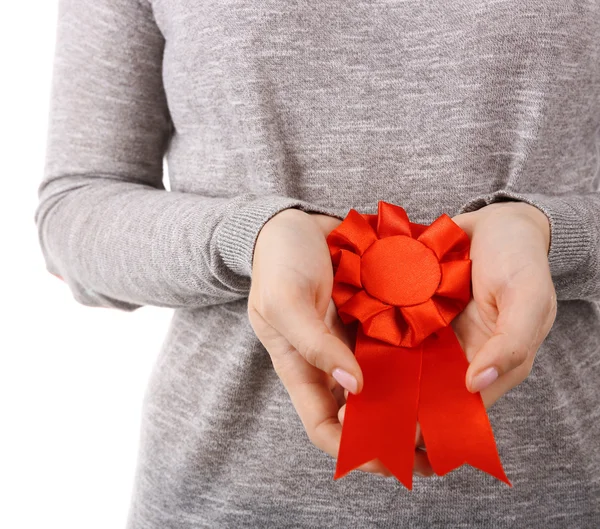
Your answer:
34;0;337;311
459;189;600;302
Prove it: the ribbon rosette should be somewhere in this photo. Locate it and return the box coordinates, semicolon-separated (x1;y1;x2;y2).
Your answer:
327;201;510;489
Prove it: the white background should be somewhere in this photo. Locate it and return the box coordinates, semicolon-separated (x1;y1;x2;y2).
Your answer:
0;3;173;528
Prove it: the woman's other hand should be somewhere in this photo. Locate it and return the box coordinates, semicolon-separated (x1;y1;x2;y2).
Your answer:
451;202;557;408
337;201;557;477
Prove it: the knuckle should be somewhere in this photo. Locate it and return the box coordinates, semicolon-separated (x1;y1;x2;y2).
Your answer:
306;427;323;450
308;418;336;453
298;337;323;369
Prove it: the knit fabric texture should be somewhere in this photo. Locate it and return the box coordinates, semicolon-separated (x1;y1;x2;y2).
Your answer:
35;0;600;527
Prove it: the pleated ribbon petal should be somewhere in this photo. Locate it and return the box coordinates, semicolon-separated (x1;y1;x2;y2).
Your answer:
327;201;511;489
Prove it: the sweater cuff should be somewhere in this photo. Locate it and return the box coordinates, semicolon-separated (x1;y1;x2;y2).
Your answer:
217;195;342;278
459;190;591;279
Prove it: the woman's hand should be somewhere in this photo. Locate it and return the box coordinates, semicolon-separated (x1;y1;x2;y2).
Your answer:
248;209;383;474
414;202;556;469
451;201;557;408
249;209;433;477
337;201;557;477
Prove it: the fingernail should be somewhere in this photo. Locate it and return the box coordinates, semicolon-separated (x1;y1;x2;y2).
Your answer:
470;366;498;393
332;368;358;395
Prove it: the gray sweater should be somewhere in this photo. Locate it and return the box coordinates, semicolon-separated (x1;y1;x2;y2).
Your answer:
35;0;600;527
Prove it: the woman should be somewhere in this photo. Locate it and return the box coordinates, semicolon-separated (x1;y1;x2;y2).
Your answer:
35;0;600;527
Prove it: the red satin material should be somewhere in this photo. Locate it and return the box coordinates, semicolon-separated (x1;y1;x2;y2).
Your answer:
327;201;510;489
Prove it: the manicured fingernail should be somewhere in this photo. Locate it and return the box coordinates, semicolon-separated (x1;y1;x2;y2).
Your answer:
470;367;498;393
332;368;358;395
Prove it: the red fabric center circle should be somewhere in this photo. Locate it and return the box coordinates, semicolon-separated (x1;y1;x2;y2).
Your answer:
360;236;441;307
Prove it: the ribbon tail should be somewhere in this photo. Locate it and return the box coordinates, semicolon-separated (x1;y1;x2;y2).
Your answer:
334;328;421;489
418;325;511;486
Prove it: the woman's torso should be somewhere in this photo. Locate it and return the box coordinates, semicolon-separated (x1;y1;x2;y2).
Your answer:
127;2;600;527
154;0;600;220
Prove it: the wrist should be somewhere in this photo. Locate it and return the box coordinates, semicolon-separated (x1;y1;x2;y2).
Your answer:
522;204;551;254
480;202;551;254
309;212;342;237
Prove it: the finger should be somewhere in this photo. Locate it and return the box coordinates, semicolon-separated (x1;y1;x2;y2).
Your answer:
267;296;363;394
255;307;388;477
415;423;425;449
338;403;345;425
332;382;346;408
272;345;345;459
262;327;386;477
325;299;354;350
357;459;393;477
282;368;388;476
466;278;555;393
414;449;434;477
478;356;536;409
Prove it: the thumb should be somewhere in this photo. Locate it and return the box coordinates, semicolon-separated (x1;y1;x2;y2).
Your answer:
269;296;363;395
465;281;554;393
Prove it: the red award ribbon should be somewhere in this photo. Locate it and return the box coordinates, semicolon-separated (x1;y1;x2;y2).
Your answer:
327;201;511;489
